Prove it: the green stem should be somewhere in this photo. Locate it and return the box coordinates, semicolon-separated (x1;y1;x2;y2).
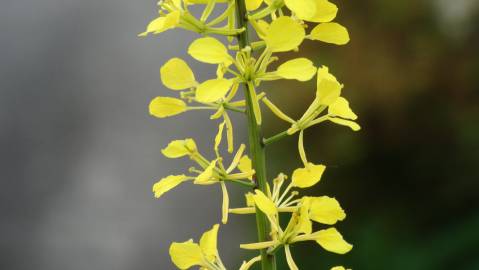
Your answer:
235;1;277;270
263;130;289;146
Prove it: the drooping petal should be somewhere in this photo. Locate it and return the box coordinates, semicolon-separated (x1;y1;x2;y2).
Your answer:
328;97;358;120
188;37;231;64
195;78;233;103
138;11;180;37
149;97;187;118
152;175;189;198
169;240;204;269
220;181;230;224
264;17;305;52
309;196;346;225
315;228;353;254
214;121;226;152
328;117;361;131
160;58;197;90
161;139;197;158
252;190;277;216
310;22;350;45
199;224;219;262
276;58;317;81
292;163;326;188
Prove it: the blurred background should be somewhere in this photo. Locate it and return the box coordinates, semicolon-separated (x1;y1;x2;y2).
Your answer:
1;0;478;269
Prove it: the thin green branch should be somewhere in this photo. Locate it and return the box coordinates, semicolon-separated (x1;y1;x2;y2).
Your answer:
263;130;290;146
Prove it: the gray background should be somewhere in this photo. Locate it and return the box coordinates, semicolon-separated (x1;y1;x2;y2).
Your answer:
1;0;251;269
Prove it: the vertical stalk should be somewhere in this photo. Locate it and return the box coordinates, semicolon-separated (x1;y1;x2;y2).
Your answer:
234;1;276;270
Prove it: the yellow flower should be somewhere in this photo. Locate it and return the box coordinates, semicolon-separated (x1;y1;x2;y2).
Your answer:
313;227;353;254
152;174;190;199
264;16;305;52
310;22;350;45
169;224;226;270
252;189;277;217
309;196;346;225
188;37;232;64
329;97;358;120
275;58;317;82
292;163;326;188
138;11;181;37
161;138;198;158
160;58;198;90
195;78;234;103
316;66;342;106
285;0;338;23
149;97;188;118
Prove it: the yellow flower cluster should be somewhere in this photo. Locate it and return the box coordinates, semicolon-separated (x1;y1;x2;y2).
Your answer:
140;0;358;269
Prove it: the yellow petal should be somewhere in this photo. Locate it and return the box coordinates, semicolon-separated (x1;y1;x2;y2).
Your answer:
199;224;219;261
220;181;230;224
238;155;252;173
309;196;346;225
138;11;180;37
316;66;342;105
276;58;317;81
292;163;326;188
246;0;263;11
285;0;316;21
317;65;339;84
149;97;187;118
315;228;353;254
317;78;342;106
252;190;277;216
169;240;204;269
309;0;338;23
160;58;197;90
214;121;226;152
297;198;313;234
188;37;231;64
195;160;217;185
310;22;350;45
328;97;358;120
328;117;361;131
152;175;188;198
264;16;305;52
331;266;350;270
195;78;233;103
245;192;255;207
161;138;197;158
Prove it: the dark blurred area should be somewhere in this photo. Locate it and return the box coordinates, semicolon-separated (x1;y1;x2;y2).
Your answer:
1;0;478;269
265;0;479;269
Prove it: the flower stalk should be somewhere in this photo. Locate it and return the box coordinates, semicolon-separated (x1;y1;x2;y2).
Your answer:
235;0;276;269
141;0;358;269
